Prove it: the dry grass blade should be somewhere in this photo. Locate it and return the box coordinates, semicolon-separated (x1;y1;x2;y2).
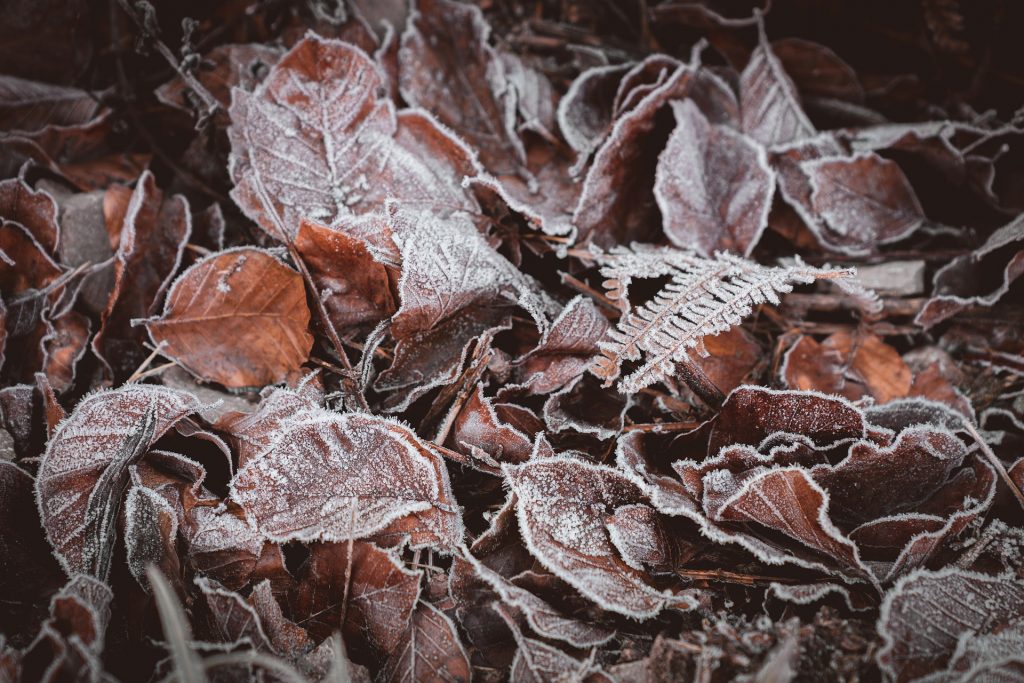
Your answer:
147;566;208;683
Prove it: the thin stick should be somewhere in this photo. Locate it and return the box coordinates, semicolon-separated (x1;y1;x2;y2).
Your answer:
126;341;167;383
963;420;1024;512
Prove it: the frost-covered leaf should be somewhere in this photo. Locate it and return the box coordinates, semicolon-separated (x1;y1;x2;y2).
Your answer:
231;406;462;548
228;34;477;242
458;552;615;648
292;541;421;653
380;600;471;683
740;22;815;147
557;63;631;163
218;385;320;468
449;384;534;471
573;60;693;247
146;247;313;389
877;568;1024;682
916;213;1024;328
293;217;396;333
591;245;851;393
124;484;180;591
0;177;60;253
655;99;774;256
504;456;689;618
803;153;925;255
516;296;610;395
35;384;200;577
374;207;553;409
194;575;273;651
493;602;612;683
399;0;524;176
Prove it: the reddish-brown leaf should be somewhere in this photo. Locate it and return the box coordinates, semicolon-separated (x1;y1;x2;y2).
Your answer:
655;99;775;256
230;406;463;549
146;248;313;389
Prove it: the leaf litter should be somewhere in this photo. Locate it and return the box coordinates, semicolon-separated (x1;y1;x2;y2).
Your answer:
2;1;1024;681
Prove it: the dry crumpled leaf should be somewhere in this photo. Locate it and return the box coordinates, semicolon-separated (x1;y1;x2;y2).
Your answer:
374;207;553;410
504;455;696;618
916;213;1024;328
92;171;191;380
35;384;201;577
230;405;463;549
146;247;313;389
655;99;775;256
228;34;478;242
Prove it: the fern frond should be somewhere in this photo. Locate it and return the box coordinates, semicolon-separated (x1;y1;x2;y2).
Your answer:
591;244;853;394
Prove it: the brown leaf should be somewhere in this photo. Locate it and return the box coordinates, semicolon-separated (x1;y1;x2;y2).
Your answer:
146;247;313;389
374;208;551;409
516;295;609;395
493;602;611;683
399;0;524;177
230;406;463;549
916;213;1024;328
877;568;1024;682
740;23;816;147
449;384;534;471
380;600;471;683
782;332;913;404
505;456;687;618
35;384;200;577
772;38;864;103
0;178;59;253
293;217;395;333
803;153;925;255
228;34;478;242
655;99;775;256
292;541;421;652
556;63;631;164
574;60;693;247
92;171;191;380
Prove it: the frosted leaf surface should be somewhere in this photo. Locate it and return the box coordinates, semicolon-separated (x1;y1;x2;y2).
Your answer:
398;0;525;177
573;61;693;247
504;456;686;618
877;568;1024;682
459;552;615;648
124;484;180;591
230;406;463;549
557;63;631;161
35;384;201;577
450;383;534;472
709;466;872;582
218;386;319;469
740;22;816;147
228;35;477;242
803;153;925;255
146;247;313;389
493;602;611;683
591;245;851;393
517;295;610;395
194;575;273;651
380;601;471;683
374;207;553;409
654;99;775;257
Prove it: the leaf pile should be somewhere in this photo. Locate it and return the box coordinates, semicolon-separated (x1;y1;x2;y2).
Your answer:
2;1;1024;681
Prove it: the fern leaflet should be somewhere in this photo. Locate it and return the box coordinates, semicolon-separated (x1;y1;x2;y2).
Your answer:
590;244;853;393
